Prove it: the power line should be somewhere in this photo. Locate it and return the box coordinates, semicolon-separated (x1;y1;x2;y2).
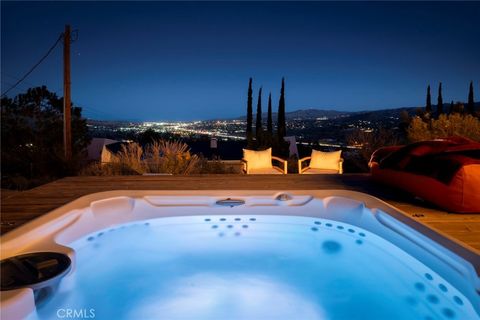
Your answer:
1;72;38;88
0;80;16;87
1;33;63;98
2;73;118;120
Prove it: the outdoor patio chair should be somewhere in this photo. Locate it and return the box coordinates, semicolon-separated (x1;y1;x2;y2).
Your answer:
241;148;287;174
298;149;343;174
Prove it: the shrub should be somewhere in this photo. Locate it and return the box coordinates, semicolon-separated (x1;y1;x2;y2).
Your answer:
406;116;431;142
407;114;480;142
346;128;399;171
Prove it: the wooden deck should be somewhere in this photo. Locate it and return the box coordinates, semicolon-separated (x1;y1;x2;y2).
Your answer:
1;174;479;258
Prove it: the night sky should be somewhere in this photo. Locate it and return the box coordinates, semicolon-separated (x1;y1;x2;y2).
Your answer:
1;2;479;121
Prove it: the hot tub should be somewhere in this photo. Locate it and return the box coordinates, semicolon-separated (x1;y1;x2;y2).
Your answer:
1;190;479;320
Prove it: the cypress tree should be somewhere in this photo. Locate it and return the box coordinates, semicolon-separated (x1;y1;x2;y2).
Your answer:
467;81;475;114
449;100;454;114
267;93;273;135
246;78;253;141
277;78;286;140
437;82;443;116
256;87;262;141
426;85;432;114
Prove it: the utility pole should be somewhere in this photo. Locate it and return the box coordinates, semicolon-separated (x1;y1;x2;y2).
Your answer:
63;25;72;161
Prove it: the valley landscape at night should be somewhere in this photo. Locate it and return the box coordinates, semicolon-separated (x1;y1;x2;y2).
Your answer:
1;2;479;320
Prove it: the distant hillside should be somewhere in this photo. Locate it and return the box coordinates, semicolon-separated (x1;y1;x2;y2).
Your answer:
232;107;419;121
348;107;418;122
346;102;480;122
233;108;350;121
284;108;350;120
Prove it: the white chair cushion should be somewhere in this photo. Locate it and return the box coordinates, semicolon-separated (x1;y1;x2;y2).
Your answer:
310;150;341;171
243;148;272;169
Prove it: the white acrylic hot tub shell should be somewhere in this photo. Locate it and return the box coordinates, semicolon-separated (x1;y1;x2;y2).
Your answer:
1;190;479;319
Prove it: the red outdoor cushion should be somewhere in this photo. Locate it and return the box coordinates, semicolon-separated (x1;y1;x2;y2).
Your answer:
370;137;480;213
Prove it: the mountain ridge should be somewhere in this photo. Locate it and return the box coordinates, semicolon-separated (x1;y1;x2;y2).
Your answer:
226;106;420;121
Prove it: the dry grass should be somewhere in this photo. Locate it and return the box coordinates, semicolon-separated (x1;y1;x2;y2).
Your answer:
81;139;206;176
116;143;145;174
79;162;140;176
145;140;201;174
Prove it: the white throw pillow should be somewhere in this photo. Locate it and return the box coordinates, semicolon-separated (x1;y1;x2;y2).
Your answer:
243;148;272;169
310;150;341;170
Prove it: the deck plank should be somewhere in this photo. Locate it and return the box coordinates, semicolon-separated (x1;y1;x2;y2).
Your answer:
1;174;479;256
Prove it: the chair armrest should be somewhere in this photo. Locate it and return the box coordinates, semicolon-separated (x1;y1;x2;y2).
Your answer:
298;156;311;174
271;156;285;163
271;156;287;174
240;158;248;174
339;158;344;174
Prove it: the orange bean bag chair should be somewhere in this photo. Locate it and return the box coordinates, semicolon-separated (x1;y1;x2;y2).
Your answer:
369;137;480;213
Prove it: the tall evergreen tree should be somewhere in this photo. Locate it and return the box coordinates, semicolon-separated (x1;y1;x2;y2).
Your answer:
449;100;454;114
467;81;475;114
437;82;443;116
277;78;286;140
267;93;273;135
246;78;253;141
426;85;432;114
256;87;263;141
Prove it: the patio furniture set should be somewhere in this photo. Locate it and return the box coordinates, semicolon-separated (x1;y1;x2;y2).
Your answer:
241;148;343;174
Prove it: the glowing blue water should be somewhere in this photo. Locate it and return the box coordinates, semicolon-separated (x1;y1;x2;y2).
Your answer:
33;215;477;320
